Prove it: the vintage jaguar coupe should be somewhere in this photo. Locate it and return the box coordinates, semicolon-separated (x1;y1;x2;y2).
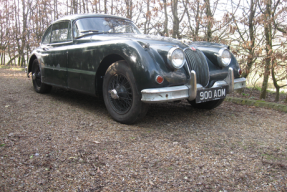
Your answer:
27;14;246;124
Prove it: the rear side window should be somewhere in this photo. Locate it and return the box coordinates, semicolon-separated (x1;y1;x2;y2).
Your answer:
42;26;52;44
51;21;72;43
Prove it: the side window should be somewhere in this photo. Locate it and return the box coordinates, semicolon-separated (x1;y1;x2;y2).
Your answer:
51;21;72;43
72;22;79;38
42;26;52;44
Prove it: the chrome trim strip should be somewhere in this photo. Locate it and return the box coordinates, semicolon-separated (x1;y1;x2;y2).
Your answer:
225;67;234;94
234;78;246;90
187;70;197;101
141;85;189;103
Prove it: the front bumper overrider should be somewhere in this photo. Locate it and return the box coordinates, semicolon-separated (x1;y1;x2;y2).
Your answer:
141;68;246;103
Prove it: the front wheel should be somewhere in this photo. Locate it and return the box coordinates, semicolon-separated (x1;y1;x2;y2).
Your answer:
188;99;225;110
32;59;52;93
103;61;149;124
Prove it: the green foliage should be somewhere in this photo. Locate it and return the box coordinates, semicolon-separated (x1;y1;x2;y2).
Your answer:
0;66;25;71
241;93;249;96
254;86;261;92
0;66;11;69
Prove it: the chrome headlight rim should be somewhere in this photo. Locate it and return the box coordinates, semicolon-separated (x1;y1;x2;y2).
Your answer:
167;47;185;70
218;48;231;68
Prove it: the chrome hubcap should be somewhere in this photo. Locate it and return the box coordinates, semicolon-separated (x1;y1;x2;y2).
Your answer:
109;89;119;99
32;73;36;80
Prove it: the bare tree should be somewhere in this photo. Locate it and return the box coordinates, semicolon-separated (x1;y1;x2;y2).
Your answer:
257;0;286;99
269;0;287;101
144;0;150;34
171;0;186;39
183;0;203;41
125;0;133;19
203;0;213;41
163;0;169;36
231;0;259;79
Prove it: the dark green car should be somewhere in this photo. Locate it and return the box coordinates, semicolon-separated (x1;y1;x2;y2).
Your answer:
27;14;246;124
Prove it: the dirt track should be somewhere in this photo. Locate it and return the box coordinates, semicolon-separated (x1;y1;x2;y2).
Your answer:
0;68;287;191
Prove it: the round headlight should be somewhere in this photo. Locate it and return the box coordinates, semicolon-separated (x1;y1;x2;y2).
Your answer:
218;48;231;67
167;47;185;69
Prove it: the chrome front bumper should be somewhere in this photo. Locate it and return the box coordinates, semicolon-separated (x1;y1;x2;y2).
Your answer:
141;68;246;103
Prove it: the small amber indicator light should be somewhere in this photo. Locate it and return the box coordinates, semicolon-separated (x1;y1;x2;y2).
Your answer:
156;75;164;84
238;68;242;75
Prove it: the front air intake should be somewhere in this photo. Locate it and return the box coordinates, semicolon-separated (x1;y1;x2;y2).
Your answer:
184;48;209;87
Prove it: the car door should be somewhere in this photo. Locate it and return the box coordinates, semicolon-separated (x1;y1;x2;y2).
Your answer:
41;21;72;87
67;19;98;94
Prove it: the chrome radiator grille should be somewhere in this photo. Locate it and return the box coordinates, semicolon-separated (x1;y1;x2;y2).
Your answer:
184;48;209;87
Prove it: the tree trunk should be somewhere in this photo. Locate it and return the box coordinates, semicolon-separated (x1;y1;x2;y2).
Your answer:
163;0;169;37
204;0;213;42
260;0;272;99
54;0;58;20
271;59;281;101
82;0;86;13
275;88;280;102
144;0;150;34
6;54;19;66
172;0;180;39
111;0;113;15
125;0;132;19
260;57;271;99
73;0;78;14
194;0;200;41
184;0;200;41
241;0;257;78
104;0;107;14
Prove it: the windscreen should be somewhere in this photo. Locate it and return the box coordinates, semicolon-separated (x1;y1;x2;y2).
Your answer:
73;17;141;38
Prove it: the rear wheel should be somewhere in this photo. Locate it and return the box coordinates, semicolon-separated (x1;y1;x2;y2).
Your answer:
103;61;149;124
32;59;52;93
188;99;225;110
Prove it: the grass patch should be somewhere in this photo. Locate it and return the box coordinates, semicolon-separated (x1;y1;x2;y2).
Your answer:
262;153;277;161
0;65;25;71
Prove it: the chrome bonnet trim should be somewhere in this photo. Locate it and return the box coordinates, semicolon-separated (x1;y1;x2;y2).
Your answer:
141;68;246;103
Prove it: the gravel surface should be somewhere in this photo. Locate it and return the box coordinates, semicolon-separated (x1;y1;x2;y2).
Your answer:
1;68;287;191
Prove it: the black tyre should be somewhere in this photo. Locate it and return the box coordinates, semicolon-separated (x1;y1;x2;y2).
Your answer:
188;99;225;110
32;59;52;93
103;61;149;124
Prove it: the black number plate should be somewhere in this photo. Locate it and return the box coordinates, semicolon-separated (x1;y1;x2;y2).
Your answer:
196;86;228;103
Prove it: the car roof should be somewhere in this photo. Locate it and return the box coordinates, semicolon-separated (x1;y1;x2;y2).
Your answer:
52;14;130;24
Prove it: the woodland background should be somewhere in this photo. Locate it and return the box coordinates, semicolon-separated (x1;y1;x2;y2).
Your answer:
0;0;286;101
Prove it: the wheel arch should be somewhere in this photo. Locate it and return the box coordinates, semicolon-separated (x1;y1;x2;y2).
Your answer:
95;54;126;95
28;55;37;74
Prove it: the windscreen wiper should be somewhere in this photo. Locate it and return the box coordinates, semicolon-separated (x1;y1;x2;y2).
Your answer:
75;30;117;39
76;30;100;39
80;30;99;33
